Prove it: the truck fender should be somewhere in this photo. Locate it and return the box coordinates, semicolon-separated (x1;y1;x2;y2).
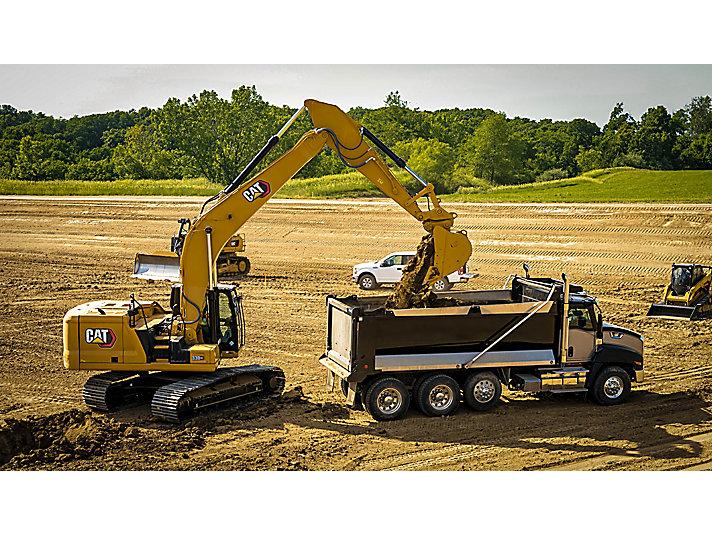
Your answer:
586;346;643;388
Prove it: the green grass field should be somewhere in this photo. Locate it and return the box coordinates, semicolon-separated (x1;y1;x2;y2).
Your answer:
0;178;221;196
444;168;712;203
2;167;712;203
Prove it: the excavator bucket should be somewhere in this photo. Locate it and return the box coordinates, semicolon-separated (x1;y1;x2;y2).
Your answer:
646;303;697;321
132;252;180;282
427;226;473;286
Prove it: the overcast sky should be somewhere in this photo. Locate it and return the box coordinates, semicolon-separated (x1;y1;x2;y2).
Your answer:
1;64;710;127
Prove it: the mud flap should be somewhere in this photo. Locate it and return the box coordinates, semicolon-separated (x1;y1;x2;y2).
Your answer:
132;252;180;282
326;369;335;390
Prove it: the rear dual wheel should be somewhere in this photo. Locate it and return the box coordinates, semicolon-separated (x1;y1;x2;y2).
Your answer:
463;371;501;411
364;377;410;421
415;374;461;417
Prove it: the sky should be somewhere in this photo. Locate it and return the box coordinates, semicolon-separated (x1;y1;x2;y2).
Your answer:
1;64;711;127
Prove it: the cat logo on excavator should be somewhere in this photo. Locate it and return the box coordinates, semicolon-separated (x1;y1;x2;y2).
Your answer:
85;328;116;348
242;180;271;202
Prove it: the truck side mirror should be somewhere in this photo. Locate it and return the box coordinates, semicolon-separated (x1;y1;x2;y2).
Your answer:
596;312;603;339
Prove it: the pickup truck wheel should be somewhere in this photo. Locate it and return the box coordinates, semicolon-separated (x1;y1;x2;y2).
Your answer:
432;278;452;291
358;273;378;290
591;366;631;405
364;377;410;421
416;374;461;417
464;372;501;411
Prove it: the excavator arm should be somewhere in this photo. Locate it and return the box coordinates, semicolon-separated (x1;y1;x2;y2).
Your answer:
136;99;472;344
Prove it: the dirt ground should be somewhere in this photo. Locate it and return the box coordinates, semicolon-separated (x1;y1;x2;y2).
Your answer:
1;196;712;471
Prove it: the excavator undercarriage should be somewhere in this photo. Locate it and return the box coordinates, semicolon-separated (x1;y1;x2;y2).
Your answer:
83;365;284;422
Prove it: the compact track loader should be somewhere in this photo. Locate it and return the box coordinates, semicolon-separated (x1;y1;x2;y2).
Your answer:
63;99;473;421
647;263;712;320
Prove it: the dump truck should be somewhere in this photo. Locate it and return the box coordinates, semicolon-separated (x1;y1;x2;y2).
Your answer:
647;263;712;320
320;269;645;421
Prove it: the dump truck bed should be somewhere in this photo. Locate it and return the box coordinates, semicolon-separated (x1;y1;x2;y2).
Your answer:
321;281;564;383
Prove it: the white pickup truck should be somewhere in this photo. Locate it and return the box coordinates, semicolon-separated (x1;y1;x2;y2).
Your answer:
353;251;477;291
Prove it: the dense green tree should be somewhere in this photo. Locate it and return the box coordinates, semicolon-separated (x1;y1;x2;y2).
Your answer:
395;137;455;193
112;123;179;180
467;113;522;184
600;102;637;166
631;105;676;169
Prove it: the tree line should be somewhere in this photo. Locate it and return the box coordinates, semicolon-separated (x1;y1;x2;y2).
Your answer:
1;86;711;194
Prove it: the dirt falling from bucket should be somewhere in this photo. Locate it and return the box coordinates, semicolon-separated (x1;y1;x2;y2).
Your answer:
385;234;436;309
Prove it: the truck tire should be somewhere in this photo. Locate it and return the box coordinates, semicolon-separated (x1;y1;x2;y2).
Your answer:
359;273;378;290
432;278;452;291
364;377;410;421
591;365;631;406
463;371;501;411
416;374;461;417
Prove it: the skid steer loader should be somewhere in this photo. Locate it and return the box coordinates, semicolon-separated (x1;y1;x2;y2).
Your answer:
647;263;712;320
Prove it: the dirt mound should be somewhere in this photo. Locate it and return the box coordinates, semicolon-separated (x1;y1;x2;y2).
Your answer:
0;409;125;469
385;234;436;309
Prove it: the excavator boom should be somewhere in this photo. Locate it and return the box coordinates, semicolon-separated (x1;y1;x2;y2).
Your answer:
134;99;472;345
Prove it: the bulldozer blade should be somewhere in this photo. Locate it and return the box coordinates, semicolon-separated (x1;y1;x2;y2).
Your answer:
426;226;473;286
646;303;697;321
132;252;180;282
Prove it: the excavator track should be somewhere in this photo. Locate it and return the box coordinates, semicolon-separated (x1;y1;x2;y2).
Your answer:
150;365;285;422
82;371;147;412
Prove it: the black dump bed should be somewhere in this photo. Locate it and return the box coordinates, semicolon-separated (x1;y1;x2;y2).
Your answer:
321;276;574;382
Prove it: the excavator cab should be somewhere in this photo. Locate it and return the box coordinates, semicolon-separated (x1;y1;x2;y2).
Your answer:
190;284;245;354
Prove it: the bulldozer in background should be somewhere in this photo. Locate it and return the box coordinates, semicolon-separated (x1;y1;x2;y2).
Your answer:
217;233;251;278
647;263;712;320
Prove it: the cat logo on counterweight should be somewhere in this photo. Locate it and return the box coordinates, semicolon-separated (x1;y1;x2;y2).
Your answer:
85;328;116;348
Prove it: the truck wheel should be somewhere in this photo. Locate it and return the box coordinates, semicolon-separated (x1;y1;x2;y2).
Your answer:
591;366;631;405
416;374;461;417
364;377;410;421
432;278;452;291
359;273;378;290
463;371;501;411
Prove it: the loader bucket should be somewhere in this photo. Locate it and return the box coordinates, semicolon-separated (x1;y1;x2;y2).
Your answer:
132;252;180;282
426;226;473;286
646;302;696;321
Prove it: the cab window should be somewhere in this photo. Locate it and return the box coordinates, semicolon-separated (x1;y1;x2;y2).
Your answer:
568;307;594;330
381;255;398;267
692;266;704;285
400;255;414;265
218;292;236;349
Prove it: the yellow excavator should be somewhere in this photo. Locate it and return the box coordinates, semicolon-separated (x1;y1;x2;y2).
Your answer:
647;263;712;320
62;99;473;421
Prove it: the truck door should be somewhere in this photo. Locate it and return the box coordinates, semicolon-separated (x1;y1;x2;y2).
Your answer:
378;254;403;283
567;307;596;363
